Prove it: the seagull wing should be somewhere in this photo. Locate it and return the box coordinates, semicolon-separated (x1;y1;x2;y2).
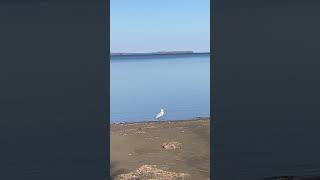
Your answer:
155;112;162;119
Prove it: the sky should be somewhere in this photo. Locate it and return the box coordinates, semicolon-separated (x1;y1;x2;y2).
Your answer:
111;0;210;53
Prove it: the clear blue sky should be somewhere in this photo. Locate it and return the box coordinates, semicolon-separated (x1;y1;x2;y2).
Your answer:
111;0;210;53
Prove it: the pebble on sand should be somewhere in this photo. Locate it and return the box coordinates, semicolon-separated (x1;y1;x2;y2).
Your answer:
161;142;182;150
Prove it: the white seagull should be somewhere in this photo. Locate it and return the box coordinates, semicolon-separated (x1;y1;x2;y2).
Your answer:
155;108;165;120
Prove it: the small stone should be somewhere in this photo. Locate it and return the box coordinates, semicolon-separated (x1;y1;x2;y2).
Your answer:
161;142;182;150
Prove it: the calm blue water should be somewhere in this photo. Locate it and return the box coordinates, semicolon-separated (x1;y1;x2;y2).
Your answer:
110;53;210;122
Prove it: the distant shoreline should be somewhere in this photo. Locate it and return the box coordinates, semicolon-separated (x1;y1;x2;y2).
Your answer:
110;51;210;57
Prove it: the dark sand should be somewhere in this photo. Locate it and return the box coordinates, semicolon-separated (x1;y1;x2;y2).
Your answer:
111;119;210;180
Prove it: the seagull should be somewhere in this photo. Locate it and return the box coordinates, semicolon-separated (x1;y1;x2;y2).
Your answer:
155;108;165;121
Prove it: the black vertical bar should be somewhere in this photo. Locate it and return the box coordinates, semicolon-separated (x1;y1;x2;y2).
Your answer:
0;1;109;179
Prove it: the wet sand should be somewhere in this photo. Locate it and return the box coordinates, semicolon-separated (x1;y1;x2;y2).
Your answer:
110;119;210;180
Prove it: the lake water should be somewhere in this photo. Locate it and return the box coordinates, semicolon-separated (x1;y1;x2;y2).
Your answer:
110;53;210;123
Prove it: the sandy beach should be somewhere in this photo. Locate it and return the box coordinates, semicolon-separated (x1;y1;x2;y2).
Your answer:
110;118;210;180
